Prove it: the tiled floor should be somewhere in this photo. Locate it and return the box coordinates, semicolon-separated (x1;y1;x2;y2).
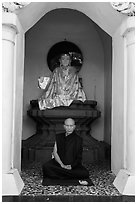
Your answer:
20;160;121;196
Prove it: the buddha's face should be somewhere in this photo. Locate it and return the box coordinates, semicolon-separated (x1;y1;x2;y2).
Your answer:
60;55;71;67
64;118;76;135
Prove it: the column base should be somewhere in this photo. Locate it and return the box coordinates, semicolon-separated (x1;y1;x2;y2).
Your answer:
113;169;135;195
2;168;24;195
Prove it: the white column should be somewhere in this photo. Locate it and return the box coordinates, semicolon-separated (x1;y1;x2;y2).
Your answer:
2;12;24;195
113;17;135;195
126;29;135;174
2;24;16;173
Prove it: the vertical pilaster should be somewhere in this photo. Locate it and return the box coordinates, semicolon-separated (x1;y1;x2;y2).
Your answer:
2;24;16;174
125;29;135;174
2;12;24;195
113;17;135;195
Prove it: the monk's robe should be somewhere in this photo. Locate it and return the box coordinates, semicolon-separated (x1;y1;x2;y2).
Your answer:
42;131;90;185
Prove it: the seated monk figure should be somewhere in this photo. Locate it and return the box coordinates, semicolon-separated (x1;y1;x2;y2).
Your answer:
42;118;90;186
38;53;86;110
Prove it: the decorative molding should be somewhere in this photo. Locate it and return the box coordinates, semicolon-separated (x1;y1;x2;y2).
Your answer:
2;2;30;13
111;2;135;16
120;17;135;38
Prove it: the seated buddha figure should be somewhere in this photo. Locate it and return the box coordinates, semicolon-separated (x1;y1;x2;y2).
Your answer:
38;53;86;110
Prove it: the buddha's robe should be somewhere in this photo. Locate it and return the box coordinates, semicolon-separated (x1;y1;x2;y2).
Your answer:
42;132;89;185
38;66;86;110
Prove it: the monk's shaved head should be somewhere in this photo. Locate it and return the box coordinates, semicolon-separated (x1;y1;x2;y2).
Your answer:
64;118;76;135
64;118;75;126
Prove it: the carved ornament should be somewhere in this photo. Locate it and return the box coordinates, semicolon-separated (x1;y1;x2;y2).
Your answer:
111;2;135;16
2;2;30;12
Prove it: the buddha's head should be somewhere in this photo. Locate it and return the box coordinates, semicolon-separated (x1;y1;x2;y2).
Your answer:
60;54;71;67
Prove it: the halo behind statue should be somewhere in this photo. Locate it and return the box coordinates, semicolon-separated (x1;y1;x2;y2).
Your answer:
47;41;83;72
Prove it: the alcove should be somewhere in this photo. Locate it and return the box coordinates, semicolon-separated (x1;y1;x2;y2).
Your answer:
22;8;112;164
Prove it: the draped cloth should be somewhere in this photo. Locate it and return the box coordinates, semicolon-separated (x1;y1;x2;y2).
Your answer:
42;132;93;186
38;66;86;110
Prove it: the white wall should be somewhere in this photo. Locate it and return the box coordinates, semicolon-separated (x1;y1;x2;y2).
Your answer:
92;25;112;145
22;8;104;141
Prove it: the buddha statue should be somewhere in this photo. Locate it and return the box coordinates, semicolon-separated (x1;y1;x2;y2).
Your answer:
38;53;86;110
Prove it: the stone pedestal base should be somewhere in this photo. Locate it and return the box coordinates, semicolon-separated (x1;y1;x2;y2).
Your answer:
2;169;24;195
23;100;103;164
113;169;135;195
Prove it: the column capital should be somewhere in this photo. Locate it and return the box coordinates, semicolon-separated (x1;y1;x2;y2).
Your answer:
2;12;19;44
2;12;19;32
120;17;135;38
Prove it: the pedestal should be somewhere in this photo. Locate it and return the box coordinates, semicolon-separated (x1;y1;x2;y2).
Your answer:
113;169;135;195
2;169;24;195
22;100;105;163
26;100;101;148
